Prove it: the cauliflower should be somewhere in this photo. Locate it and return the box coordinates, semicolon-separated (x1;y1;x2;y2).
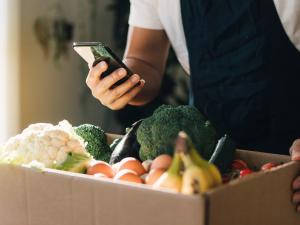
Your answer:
0;120;91;173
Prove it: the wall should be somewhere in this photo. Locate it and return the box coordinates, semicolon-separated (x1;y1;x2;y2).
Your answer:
0;0;20;142
19;0;123;133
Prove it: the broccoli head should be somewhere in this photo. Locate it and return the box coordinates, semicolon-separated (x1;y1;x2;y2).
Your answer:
136;105;217;161
74;124;111;162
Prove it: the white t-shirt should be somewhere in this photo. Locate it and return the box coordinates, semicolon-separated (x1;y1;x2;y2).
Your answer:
129;0;300;75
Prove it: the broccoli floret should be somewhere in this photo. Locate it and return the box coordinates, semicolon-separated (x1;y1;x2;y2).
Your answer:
137;105;217;161
74;124;111;162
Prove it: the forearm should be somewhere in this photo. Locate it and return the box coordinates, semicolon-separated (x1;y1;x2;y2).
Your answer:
122;26;170;106
124;57;163;106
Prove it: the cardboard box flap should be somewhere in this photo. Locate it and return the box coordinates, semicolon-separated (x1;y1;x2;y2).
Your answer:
1;149;299;225
0;164;29;225
236;150;290;168
0;164;206;225
206;161;300;225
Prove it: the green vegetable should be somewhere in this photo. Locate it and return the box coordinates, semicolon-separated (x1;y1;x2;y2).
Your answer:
137;105;217;161
109;138;122;151
55;152;90;173
209;135;236;174
74;124;111;162
109;120;142;164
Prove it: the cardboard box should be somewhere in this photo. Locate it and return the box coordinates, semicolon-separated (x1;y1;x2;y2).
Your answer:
0;150;299;225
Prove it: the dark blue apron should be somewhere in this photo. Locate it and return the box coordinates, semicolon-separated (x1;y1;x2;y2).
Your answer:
180;0;300;154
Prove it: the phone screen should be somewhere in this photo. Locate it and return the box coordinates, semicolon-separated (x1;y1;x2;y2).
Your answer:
73;42;134;87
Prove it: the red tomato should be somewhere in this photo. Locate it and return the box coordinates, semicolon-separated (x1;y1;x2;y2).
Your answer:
239;169;253;177
261;162;277;171
231;159;249;170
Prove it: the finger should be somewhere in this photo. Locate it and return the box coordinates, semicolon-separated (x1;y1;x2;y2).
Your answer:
109;79;145;110
101;74;141;104
97;68;128;93
292;191;300;204
293;176;300;190
291;139;300;150
88;62;93;69
92;69;130;101
86;61;108;88
290;140;300;160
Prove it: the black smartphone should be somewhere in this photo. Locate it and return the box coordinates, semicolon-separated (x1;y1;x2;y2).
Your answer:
73;42;134;87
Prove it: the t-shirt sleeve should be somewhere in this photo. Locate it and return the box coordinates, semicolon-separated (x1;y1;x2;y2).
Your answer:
128;0;163;30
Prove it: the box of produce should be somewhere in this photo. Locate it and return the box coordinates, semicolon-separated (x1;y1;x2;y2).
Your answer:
0;105;300;225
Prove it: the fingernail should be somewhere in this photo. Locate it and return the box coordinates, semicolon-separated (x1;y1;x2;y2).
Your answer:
140;79;146;85
131;75;140;83
291;147;300;161
118;68;126;76
292;151;300;161
99;61;106;68
293;178;300;190
293;156;300;161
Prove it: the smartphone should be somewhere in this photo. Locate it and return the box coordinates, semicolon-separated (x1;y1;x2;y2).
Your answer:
73;42;134;87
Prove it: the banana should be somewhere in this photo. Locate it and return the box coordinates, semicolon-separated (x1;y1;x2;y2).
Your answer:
181;153;214;194
190;147;222;186
154;131;222;195
175;132;214;194
152;152;182;193
177;131;222;195
185;134;222;186
207;163;222;185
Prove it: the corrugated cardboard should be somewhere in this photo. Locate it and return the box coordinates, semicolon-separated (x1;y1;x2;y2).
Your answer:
0;164;204;225
207;150;300;225
0;150;299;225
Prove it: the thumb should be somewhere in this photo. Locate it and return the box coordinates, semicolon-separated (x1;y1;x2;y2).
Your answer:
290;139;300;161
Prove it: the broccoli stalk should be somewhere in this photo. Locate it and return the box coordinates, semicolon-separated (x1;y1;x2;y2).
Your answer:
137;105;217;161
74;124;112;162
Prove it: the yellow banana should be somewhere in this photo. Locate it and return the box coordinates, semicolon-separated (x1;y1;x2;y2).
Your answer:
176;132;214;194
152;152;182;193
181;154;214;194
207;163;222;185
187;135;222;186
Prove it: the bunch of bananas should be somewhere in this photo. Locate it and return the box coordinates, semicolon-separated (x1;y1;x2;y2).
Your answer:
153;132;222;195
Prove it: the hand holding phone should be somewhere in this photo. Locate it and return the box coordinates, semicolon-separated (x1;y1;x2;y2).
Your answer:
73;41;145;110
73;42;136;87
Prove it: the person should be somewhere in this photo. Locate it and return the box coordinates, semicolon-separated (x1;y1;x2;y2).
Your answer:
85;0;300;211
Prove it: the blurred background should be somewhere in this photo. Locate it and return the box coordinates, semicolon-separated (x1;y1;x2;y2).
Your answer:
0;0;189;143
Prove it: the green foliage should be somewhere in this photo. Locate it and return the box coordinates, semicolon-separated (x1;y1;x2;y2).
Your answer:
137;105;217;161
74;124;112;162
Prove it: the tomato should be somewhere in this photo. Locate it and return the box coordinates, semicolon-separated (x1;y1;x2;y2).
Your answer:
239;169;253;177
231;159;249;170
261;162;277;171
